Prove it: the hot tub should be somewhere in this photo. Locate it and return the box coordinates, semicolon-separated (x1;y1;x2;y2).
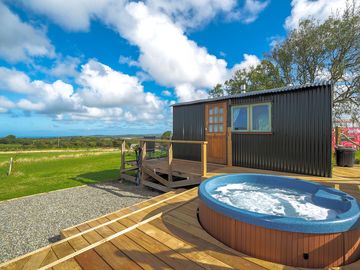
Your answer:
198;174;360;268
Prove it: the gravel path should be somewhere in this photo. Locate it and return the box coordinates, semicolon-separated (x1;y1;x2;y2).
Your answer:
0;181;160;263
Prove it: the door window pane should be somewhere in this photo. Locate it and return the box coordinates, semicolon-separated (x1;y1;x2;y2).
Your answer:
219;107;223;115
214;124;218;132
209;108;213;115
219;115;223;123
209;116;213;123
209;124;213;132
214;115;218;123
232;106;248;131
252;104;271;131
219;124;223;132
214;106;218;114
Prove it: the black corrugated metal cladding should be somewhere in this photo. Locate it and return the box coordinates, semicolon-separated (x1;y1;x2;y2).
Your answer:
231;84;332;177
172;103;205;161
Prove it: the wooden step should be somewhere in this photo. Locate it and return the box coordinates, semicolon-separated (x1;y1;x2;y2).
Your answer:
60;188;184;238
0;188;195;270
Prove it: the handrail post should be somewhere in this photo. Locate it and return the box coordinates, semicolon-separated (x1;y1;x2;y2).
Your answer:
120;140;126;173
201;142;207;177
141;141;147;163
167;142;173;181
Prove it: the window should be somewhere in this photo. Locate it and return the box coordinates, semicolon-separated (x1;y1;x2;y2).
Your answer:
231;103;271;132
251;104;271;131
232;106;248;131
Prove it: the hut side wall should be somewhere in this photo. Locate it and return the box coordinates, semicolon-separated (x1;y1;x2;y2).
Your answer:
172;103;205;161
231;85;332;177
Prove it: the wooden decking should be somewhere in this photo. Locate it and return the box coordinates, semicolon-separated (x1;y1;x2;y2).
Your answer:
1;165;359;270
141;158;360;191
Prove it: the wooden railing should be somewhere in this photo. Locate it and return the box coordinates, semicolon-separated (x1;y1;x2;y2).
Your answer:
119;138;208;186
138;139;208;177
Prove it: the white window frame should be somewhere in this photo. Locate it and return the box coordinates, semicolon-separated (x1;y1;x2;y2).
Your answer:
231;105;249;132
250;103;272;132
231;102;272;133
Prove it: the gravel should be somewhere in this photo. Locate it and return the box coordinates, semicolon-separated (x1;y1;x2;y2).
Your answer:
0;181;160;263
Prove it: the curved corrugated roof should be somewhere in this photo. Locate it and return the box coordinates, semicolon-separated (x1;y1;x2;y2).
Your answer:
172;81;332;107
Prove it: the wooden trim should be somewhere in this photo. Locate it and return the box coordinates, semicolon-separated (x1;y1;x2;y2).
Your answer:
201;143;207;177
142;167;171;187
120;140;126;172
140;139;207;145
142;180;173;192
227;127;232;166
168;143;173;182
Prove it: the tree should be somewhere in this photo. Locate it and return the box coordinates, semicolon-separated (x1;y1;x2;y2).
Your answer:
209;1;360;121
161;131;172;140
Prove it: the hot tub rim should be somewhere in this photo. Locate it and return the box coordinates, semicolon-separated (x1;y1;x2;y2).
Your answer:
198;173;360;234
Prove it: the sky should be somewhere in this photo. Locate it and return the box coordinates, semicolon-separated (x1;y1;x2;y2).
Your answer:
0;0;351;137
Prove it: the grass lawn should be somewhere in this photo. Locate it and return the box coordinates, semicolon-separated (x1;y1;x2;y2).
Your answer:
0;150;134;201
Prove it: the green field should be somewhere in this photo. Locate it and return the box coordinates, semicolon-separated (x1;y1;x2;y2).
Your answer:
0;150;133;201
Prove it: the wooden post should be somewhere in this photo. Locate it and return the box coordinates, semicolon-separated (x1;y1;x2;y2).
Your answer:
120;140;126;173
227;127;232;166
335;126;341;146
140;141;147;186
201;142;207;177
7;157;13;176
167;142;173;182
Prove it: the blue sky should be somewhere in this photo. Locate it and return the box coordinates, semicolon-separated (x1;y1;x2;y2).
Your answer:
0;0;347;137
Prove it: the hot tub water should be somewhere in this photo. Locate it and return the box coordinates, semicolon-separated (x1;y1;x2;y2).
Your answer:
212;182;338;221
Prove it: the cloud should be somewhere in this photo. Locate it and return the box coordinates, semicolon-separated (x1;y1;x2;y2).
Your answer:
285;0;350;29
0;2;54;63
0;96;15;113
228;0;270;23
48;56;81;78
105;2;229;101
145;0;237;29
161;90;172;96
0;67;34;93
231;54;261;73
0;62;167;123
19;0;268;103
19;0;113;31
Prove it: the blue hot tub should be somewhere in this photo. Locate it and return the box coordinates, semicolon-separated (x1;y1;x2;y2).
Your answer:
198;174;360;268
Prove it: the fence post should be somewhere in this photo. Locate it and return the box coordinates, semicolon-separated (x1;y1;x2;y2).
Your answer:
8;157;13;176
201;142;207;177
167;142;173;182
120;140;126;173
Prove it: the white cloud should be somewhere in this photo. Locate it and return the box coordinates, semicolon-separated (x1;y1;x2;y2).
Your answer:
105;2;229;101
0;96;15;113
231;54;261;73
285;0;351;29
119;55;140;67
0;67;34;93
19;0;113;31
0;2;54;62
19;0;269;103
161;90;172;96
229;0;270;23
49;56;81;78
0;62;167;122
145;0;237;29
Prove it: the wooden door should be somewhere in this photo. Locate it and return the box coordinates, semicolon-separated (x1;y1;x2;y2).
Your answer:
205;101;227;164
